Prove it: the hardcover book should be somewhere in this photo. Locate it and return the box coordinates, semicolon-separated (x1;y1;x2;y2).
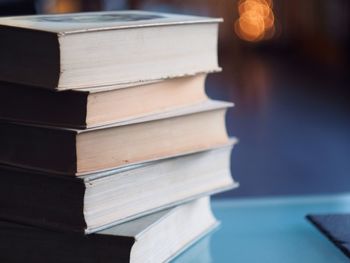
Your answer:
0;197;218;263
0;10;222;90
0;143;237;233
0;100;232;175
0;74;207;128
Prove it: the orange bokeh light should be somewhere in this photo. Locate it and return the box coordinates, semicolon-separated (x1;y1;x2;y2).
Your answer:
235;0;275;42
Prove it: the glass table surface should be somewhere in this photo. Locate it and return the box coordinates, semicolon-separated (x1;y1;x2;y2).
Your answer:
174;194;350;262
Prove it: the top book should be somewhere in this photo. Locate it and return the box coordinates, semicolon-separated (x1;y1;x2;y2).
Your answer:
0;10;222;90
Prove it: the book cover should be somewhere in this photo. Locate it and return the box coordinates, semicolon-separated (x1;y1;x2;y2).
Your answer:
0;10;222;34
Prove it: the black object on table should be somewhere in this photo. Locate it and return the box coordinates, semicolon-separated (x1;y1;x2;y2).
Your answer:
307;214;350;259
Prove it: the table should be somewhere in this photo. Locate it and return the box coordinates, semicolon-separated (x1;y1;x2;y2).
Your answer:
174;194;350;262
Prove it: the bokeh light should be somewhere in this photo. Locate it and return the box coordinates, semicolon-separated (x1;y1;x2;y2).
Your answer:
235;0;275;42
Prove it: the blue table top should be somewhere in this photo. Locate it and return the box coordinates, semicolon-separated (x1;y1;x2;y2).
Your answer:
174;194;350;262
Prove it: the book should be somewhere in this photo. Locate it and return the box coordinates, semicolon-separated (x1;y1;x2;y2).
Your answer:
307;214;350;258
0;74;207;128
0;143;237;233
0;197;218;263
0;100;232;175
0;10;221;90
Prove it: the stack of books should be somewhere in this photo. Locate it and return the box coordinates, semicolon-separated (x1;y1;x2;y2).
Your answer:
0;10;238;262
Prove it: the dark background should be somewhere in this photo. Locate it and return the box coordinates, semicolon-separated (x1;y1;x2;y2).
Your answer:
2;0;350;197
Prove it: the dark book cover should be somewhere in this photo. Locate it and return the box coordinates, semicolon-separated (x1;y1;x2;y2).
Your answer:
307;213;350;258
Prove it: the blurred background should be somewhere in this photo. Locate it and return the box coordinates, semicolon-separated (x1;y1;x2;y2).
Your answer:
1;0;349;197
